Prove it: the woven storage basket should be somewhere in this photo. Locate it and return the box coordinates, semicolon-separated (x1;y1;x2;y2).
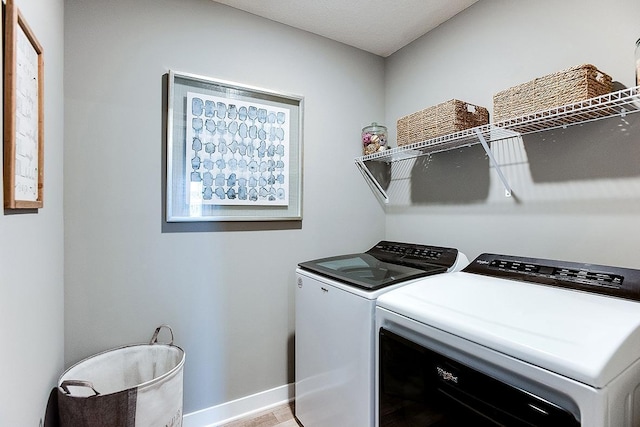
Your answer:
493;64;612;122
397;99;489;147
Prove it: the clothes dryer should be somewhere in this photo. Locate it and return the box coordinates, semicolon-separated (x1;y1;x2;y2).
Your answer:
376;253;640;426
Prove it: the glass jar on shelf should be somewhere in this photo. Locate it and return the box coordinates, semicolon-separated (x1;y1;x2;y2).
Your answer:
361;122;388;155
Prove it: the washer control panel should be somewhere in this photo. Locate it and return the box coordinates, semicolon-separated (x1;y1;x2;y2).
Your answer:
369;241;459;269
464;253;640;302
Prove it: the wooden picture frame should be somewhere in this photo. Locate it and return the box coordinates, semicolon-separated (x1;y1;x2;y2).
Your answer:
3;0;44;209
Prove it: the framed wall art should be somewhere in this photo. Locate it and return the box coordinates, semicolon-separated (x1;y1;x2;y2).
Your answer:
3;0;44;209
166;71;303;222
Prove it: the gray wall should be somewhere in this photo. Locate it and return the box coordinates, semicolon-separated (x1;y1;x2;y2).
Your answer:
64;0;385;415
56;0;640;421
0;0;65;425
384;0;640;268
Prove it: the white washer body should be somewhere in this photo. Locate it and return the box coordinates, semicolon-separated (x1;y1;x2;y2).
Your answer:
295;253;468;427
376;271;640;426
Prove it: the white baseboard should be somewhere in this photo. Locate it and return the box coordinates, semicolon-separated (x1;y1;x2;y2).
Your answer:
182;383;294;427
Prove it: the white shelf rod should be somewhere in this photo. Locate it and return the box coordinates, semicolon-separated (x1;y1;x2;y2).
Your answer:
474;128;512;197
355;158;389;204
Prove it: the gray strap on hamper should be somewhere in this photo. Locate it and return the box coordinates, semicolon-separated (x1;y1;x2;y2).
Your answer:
57;386;137;427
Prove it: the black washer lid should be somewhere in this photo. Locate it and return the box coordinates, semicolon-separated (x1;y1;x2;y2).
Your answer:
298;241;460;291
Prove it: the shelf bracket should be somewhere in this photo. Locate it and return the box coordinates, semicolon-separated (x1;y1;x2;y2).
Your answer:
474;128;513;197
355;158;389;204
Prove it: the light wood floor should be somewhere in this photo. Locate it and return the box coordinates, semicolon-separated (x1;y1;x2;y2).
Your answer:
220;401;303;427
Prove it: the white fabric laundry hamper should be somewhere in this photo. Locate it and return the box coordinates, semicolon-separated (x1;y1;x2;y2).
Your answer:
57;325;185;427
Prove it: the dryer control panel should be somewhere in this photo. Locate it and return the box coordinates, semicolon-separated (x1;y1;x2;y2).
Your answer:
464;253;640;302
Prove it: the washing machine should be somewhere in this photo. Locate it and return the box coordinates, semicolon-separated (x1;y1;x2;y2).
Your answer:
295;241;468;427
376;252;640;426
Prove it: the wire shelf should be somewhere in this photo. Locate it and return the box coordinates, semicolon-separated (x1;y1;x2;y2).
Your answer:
357;86;640;164
355;86;640;203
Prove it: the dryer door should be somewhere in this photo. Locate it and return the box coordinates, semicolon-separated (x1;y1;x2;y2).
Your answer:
379;328;581;426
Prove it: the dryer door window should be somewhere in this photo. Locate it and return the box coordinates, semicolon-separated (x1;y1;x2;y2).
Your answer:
379;328;580;426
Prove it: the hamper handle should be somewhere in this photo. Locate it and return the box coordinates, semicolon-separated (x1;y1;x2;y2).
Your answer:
150;324;174;345
60;380;100;396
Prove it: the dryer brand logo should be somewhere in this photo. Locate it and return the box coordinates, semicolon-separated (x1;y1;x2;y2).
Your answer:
436;366;458;383
476;260;490;265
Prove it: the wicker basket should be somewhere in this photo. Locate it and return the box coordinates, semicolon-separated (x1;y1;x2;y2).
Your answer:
397;99;489;147
493;64;613;122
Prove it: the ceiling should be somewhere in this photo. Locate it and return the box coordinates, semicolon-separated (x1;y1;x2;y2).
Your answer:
210;0;480;57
